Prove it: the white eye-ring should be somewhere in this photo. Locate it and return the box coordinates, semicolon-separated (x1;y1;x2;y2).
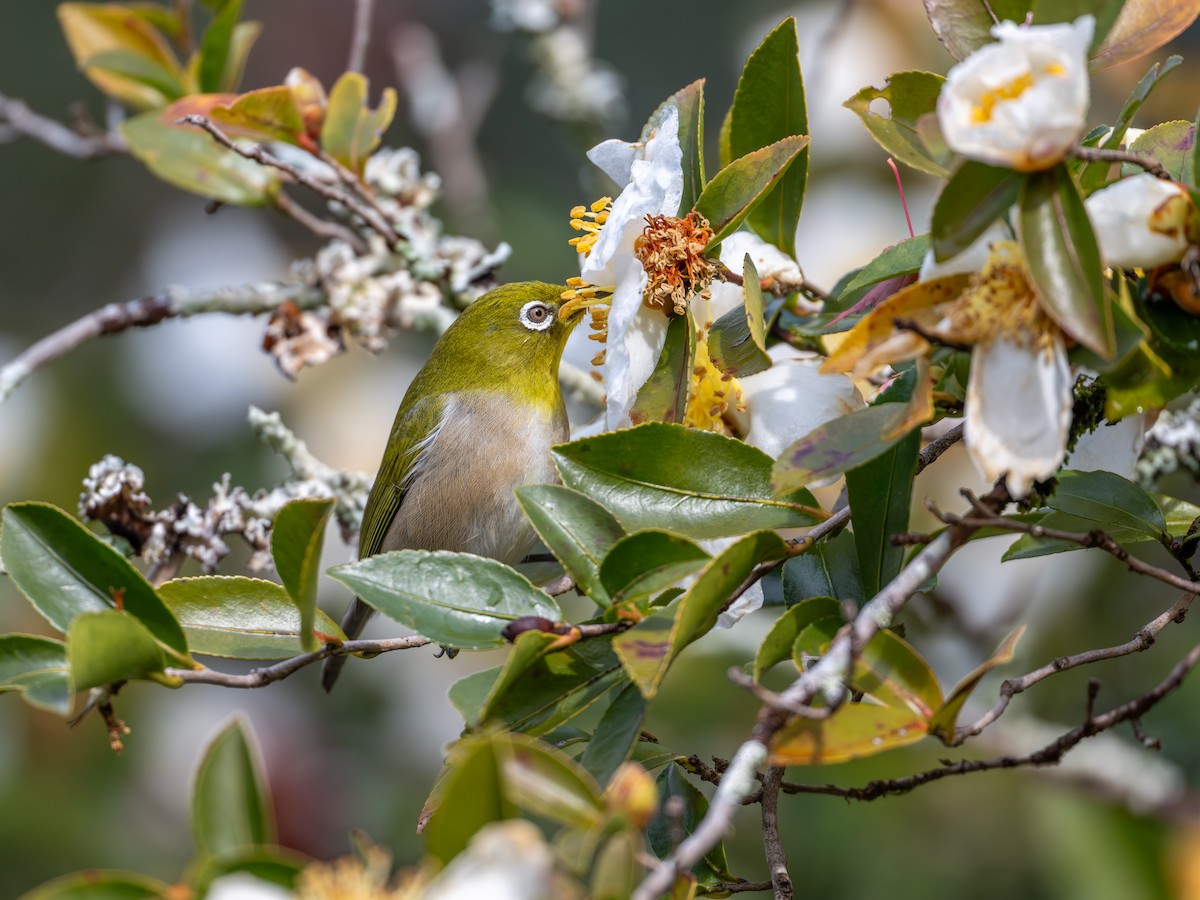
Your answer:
519;300;554;331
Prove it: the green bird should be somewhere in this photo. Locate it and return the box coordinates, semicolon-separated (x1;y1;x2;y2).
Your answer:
321;282;581;691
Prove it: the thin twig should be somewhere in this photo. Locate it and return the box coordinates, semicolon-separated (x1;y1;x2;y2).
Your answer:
1070;145;1173;180
274;192;368;252
0;92;125;158
0;282;320;404
718;262;825;300
347;0;377;73
916;422;964;475
165;635;432;688
760;766;793;900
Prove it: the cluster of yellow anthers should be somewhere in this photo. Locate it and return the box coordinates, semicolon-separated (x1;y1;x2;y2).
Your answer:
560;278;613;366
568;197;612;256
686;336;744;434
634;211;719;315
946;241;1061;354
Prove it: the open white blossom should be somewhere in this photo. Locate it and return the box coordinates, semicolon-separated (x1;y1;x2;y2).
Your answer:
938;16;1093;171
1086;173;1194;269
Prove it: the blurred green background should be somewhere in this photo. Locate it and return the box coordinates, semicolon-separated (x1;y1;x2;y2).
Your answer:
2;0;1200;896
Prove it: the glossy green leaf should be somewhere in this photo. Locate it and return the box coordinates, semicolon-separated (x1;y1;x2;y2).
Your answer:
197;0;240;93
592;830;641;900
845;373;921;597
329;549;561;650
189;848;307;897
579;683;650;785
643;81;706;214
782;532;863;607
792;616;844;664
1078;56;1182;192
829;234;930;313
21;870;172;900
1091;0;1200;72
57;2;185;109
728;17;808;253
693;136;810;247
754;597;841;681
853;629;942;718
158;576;346;659
647;764;734;884
271;497;334;651
844;70;951;177
210;85;307;145
219;21;261;93
0;634;72;716
451;630;559;729
516;485;625;606
708;255;772;377
599;531;710;604
929;626;1024;742
1032;0;1125;51
122;99;280;205
0;502;189;659
1123;120;1195;182
192;716;275;857
320;72;397;174
68;611;163;691
1001;510;1152;560
615;531;785;698
770;701;928;765
423;735;514;865
500;732;605;829
1049;469;1166;539
932;161;1022;260
630;306;695;425
553;423;825;540
1019;164;1112;357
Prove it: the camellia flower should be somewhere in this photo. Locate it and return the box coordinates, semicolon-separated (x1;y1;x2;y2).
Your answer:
825;241;1071;497
1085;173;1195;269
938;16;1093;171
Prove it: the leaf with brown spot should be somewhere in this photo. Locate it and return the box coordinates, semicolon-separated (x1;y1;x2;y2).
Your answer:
770;702;929;765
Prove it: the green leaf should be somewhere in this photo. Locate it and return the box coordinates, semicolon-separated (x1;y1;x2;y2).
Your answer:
1078;56;1182;192
197;0;241;93
643;81;706;214
329;550;561;650
1123;120;1195;182
122;99;280;205
693;136;810;247
159;576;346;659
754;597;841;681
219;21;261;93
614;531;785;698
0;634;72;716
845;374;921;597
629;306;695;425
0;502;189;659
708;255;772;377
271;498;334;651
423;735;515;865
67;610;164;691
451;630;559;729
516;485;625;606
211;85;307;145
647;764;735;884
598;531;710;605
500;732;605;829
929;626;1024;742
793;616;844;664
922;0;1033;61
931;161;1022;261
852;629;943;718
1049;469;1167;540
769;701;929;765
844;70;951;177
728;17;808;253
1001;510;1151;560
320;72;397;174
1018;164;1113;357
21;870;173;900
782;532;862;607
1032;0;1125;51
85;49;185;101
189;848;307;898
553;423;825;540
829;234;930;313
579;683;650;786
192;716;275;857
1090;0;1200;72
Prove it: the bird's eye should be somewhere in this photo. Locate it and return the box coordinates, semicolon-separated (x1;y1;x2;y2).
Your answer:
519;300;554;331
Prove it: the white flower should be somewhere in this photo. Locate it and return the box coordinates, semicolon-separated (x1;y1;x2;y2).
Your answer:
938;16;1093;171
578;106;684;428
1086;173;1193;269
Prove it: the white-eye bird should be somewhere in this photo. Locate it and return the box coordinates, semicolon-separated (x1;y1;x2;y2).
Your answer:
321;282;580;691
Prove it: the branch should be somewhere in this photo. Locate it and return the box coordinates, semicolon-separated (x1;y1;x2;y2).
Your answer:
0;92;125;158
718;262;826;302
0;282;320;404
759;766;793;900
347;0;377;73
1070;145;1172;181
166;635;432;688
633;482;1008;900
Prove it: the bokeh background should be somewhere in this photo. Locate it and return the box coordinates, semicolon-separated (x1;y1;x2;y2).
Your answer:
2;0;1200;896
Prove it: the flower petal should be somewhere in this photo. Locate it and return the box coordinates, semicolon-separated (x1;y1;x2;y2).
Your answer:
1085;173;1192;270
1064;412;1147;480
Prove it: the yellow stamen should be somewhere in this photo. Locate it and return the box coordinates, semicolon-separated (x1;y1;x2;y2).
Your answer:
566;196;613;258
971;72;1034;124
684;332;743;434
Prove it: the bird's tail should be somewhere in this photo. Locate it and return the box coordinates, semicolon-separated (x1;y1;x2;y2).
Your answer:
320;597;374;693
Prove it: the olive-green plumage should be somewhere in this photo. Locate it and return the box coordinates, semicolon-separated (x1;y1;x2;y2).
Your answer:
321;281;579;691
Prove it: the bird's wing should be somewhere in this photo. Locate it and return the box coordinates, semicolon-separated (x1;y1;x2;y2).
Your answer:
357;393;447;559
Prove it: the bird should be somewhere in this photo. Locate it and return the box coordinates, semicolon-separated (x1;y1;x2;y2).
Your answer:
321;281;581;691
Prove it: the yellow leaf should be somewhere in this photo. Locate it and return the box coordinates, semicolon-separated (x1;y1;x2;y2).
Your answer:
769;702;928;765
